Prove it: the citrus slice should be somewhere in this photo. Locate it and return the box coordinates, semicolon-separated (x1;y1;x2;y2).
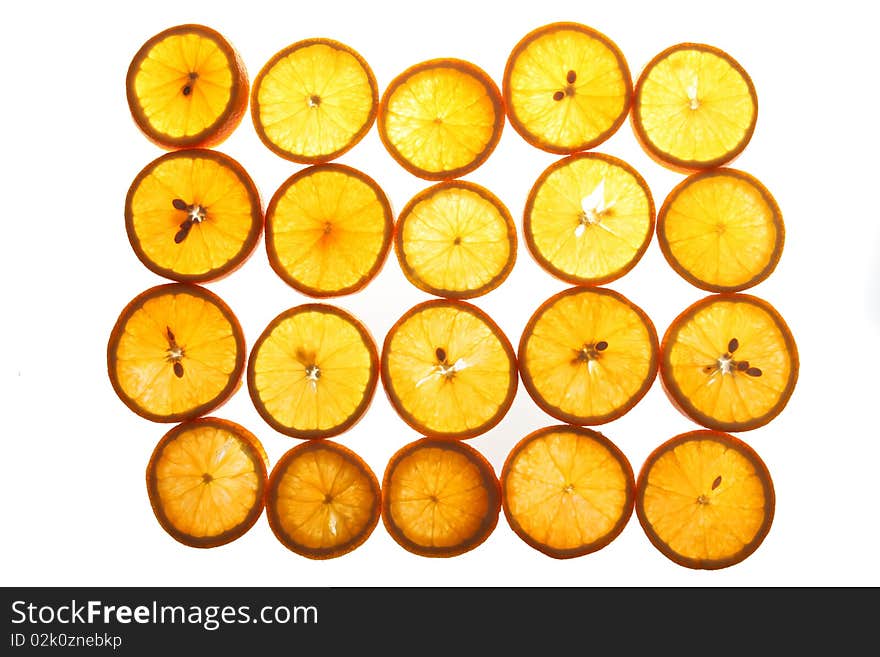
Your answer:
378;58;504;180
632;43;758;171
266;440;380;559
125;148;263;283
265;163;393;297
660;293;798;432
657;168;784;292
501;425;634;559
503;22;632;154
395;181;516;298
247;304;378;439
519;286;659;425
108;283;245;423
636;429;775;569
251;38;378;163
126;24;248;149
381;299;517;439
382;438;500;557
524;152;655;285
146;417;268;548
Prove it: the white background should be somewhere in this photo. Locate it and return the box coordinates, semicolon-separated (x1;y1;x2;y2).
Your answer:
2;0;878;587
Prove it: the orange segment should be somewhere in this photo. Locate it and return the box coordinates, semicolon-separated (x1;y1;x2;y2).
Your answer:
519;286;659;425
632;43;757;171
378;59;504;180
501;426;634;558
524;153;655;285
503;22;632;153
125;149;263;283
660;293;798;432
247;304;378;439
382;438;500;557
251;38;378;163
266;441;380;559
381;300;517;439
636;430;775;569
126;24;248;149
657;168;784;292
146;418;268;548
265;164;393;297
107;283;245;423
395;181;516;298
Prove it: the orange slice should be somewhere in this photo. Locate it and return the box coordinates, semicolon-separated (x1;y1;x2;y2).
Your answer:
146;417;268;548
266;440;380;559
251;38;378;163
519;286;659;425
247;304;378;439
381;299;517;439
636;430;775;569
524;152;655;285
632;43;758;171
378;58;504;180
395;181;516;299
382;438;500;557
503;22;632;154
657;168;784;292
265;163;393;297
660;293;798;432
108;283;245;423
125;148;263;283
501;425;634;559
126;24;248;149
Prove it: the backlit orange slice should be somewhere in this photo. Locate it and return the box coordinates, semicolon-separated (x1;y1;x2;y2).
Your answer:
524;152;655;285
251;38;378;163
501;425;634;559
126;24;248;149
519;286;659;425
378;58;504;180
657;168;784;292
382;438;500;557
636;430;775;569
660;293;798;432
247;304;378;439
108;283;245;423
503;22;632;154
395;181;516;298
632;43;758;171
381;299;517;439
146;417;268;548
125;149;263;283
265;163;393;297
266;440;380;559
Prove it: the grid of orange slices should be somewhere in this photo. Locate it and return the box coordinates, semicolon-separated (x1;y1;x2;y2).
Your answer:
115;22;796;569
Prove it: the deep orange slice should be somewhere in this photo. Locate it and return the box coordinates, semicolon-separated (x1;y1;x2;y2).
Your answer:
247;304;378;439
660;293;798;432
251;38;378;163
378;58;504;180
503;22;632;154
266;440;380;559
501;425;634;559
381;299;517;439
382;438;500;557
636;430;775;569
657;168;784;292
519;286;659;425
108;283;245;423
146;417;268;548
265;163;393;297
395;181;516;299
125;148;263;283
126;24;248;149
